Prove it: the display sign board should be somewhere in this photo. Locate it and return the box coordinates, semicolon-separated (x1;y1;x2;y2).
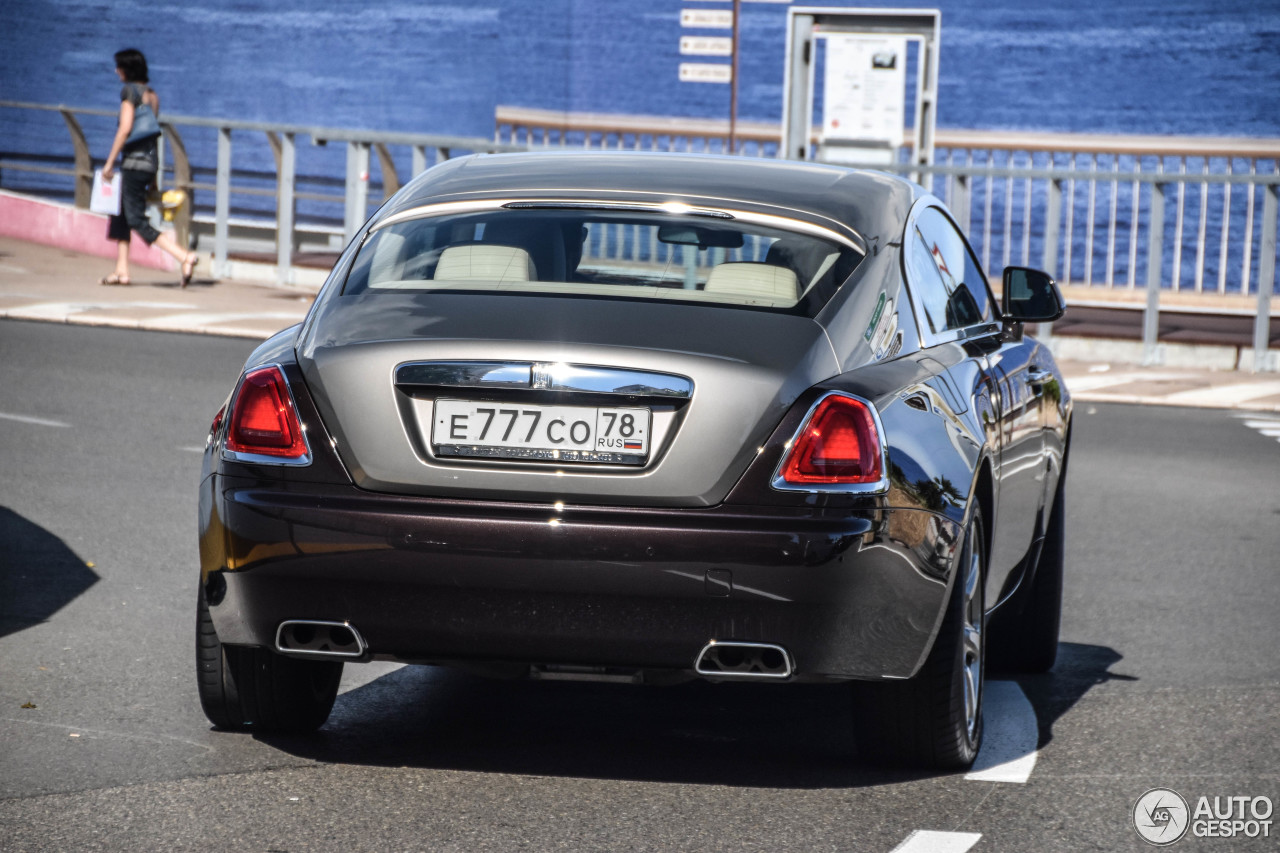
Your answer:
680;35;733;56
679;62;733;83
680;9;734;28
821;33;908;148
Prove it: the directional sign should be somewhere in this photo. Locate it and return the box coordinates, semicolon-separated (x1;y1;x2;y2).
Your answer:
679;63;733;83
681;9;733;28
680;36;733;56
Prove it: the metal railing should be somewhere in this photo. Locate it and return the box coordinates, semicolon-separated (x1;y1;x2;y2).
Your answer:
2;100;1275;369
497;107;1280;371
0;100;524;285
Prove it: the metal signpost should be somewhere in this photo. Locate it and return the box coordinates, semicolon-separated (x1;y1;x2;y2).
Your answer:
782;7;940;182
679;0;793;152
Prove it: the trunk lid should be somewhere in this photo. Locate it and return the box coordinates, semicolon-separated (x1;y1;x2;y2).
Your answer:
296;292;839;507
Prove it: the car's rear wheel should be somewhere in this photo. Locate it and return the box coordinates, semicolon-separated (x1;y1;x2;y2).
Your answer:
852;507;986;769
196;586;342;732
990;468;1065;674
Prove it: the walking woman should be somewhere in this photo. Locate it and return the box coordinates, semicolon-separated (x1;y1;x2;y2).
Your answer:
100;48;198;286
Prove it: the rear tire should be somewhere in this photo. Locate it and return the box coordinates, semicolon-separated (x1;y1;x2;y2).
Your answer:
990;468;1065;674
851;508;986;769
196;586;342;732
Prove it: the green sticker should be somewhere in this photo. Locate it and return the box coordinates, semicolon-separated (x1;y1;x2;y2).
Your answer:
864;291;887;341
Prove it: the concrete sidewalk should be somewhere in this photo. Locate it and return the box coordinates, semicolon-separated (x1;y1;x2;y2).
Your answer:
2;235;1278;413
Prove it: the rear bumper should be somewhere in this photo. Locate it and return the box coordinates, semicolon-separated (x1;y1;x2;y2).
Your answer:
199;475;961;681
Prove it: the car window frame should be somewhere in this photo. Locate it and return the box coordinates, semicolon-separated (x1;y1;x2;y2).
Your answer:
899;197;1001;348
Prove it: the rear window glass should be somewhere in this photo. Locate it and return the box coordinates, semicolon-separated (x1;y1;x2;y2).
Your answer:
341;207;862;314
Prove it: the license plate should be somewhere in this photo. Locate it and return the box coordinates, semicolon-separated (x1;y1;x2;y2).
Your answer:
432;399;651;464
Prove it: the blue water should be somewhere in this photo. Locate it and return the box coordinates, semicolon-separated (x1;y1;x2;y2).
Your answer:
4;0;1279;140
2;0;1278;292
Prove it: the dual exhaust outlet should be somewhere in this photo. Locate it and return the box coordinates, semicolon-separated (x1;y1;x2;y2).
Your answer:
275;622;793;681
694;640;793;679
276;620;367;658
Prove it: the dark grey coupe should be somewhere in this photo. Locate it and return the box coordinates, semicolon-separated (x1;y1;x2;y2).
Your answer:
197;151;1070;769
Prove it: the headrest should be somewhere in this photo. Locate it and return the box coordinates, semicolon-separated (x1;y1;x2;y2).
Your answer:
704;262;800;301
434;244;537;282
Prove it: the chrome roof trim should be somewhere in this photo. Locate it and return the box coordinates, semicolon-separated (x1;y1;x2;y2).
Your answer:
503;200;733;218
371;197;863;253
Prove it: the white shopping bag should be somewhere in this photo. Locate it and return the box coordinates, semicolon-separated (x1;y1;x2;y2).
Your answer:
90;168;122;216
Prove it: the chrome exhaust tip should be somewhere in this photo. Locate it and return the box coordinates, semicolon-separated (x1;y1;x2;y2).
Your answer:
275;620;367;659
694;640;793;679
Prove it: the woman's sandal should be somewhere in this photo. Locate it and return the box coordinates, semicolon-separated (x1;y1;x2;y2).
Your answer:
181;253;199;288
99;274;130;286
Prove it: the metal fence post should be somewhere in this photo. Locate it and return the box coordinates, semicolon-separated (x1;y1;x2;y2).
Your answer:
160;123;193;250
1253;184;1277;373
1039;177;1064;340
952;174;971;235
214;127;232;278
276;132;296;286
411;145;427;178
344;141;370;244
59;110;92;209
1143;182;1166;365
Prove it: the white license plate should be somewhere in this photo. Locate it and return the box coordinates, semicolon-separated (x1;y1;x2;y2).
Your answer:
432;399;651;464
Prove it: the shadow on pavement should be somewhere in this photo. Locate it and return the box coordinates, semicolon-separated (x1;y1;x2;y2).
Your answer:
0;506;100;638
258;666;942;789
1019;641;1137;750
253;642;1131;788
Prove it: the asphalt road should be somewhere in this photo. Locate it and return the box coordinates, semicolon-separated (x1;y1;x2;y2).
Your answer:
1;319;1277;852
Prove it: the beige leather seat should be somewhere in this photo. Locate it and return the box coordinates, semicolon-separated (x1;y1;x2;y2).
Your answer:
434;244;537;282
704;262;800;301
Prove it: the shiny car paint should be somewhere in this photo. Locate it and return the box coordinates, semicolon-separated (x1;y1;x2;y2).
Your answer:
197;152;1071;755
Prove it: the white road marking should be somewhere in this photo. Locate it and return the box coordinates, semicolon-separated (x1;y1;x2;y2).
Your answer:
1238;414;1280;442
889;830;983;853
179;446;206;453
1162;381;1280;407
338;660;407;695
1064;371;1195;393
0;411;71;428
965;680;1039;783
143;311;305;330
3;300;194;320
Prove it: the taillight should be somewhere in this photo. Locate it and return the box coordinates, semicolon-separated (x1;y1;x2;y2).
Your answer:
776;393;885;488
224;366;310;460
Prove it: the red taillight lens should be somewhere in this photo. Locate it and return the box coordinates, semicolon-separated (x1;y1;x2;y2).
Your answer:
225;366;308;459
779;394;883;485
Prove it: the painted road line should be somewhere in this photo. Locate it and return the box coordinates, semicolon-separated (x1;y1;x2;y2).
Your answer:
889;830;982;853
0;412;72;428
1064;372;1196;393
142;311;306;330
3;300;195;320
1239;415;1280;441
965;680;1039;783
1162;381;1280;407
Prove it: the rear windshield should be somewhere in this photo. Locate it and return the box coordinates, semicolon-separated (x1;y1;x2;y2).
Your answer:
341;207;863;315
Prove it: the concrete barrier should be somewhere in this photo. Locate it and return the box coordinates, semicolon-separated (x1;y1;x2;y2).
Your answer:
0;190;175;271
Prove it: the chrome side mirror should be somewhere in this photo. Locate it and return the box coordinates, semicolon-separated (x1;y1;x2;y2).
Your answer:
1001;266;1065;323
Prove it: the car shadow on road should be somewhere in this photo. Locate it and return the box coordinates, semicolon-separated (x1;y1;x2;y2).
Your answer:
257;665;943;789
1016;641;1137;750
0;506;100;639
253;642;1134;789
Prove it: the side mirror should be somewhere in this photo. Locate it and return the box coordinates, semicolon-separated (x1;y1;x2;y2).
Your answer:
1001;266;1065;323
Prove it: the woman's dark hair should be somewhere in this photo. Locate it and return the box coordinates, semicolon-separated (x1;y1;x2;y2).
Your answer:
114;48;149;83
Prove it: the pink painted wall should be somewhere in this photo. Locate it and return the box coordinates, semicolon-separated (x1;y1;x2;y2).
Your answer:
0;191;175;270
